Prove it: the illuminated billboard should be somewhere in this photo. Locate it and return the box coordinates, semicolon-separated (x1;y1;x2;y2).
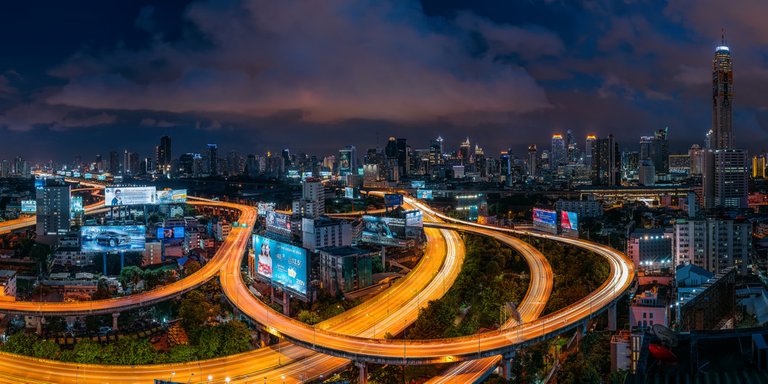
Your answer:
532;208;557;227
257;202;276;216
266;211;292;237
561;211;578;231
344;187;354;199
252;235;308;295
157;227;185;239
156;189;187;204
21;200;36;213
405;210;423;238
70;196;84;218
411;180;426;189
416;189;433;199
81;225;146;252
384;194;403;207
105;186;157;206
361;216;407;246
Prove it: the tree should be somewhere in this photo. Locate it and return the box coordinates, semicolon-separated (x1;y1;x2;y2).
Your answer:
118;266;144;290
2;333;38;355
179;290;215;341
218;320;252;356
91;278;112;300
297;310;321;325
106;338;157;365
32;339;60;359
196;327;223;359
72;340;102;364
166;345;199;363
184;260;202;276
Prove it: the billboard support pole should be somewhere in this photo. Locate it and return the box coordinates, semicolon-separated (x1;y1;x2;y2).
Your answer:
120;252;125;271
103;253;108;276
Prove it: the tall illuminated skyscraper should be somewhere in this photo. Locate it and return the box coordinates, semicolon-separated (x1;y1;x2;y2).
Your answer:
551;134;566;167
711;34;733;149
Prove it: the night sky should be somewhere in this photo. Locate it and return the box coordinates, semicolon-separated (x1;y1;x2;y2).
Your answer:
1;0;767;162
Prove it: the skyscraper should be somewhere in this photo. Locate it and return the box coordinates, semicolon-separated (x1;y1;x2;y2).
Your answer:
429;136;444;165
338;145;357;176
711;35;733;149
703;149;748;209
591;134;619;186
36;183;71;237
156;136;172;174
527;145;538;177
207;144;218;176
585;135;596;168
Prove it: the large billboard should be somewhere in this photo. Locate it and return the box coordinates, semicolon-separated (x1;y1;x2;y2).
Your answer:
344;187;354;199
70;196;84;218
252;235;308;295
157;227;185;239
384;194;404;207
81;225;146;252
21;200;36;213
105;186;157;206
532;208;557;227
411;180;426;189
561;211;578;231
156;189;187;204
405;210;423;238
257;202;276;216
361;216;408;246
416;189;433;199
266;211;292;237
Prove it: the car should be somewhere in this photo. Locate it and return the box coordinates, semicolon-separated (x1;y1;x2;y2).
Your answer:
95;230;132;247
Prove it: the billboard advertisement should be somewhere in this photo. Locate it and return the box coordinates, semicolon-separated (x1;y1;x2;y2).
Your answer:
21;200;36;213
70;196;84;218
344;187;354;199
411;180;426;189
157;227;185;239
532;208;557;227
105;186;157;206
156;189;187;204
417;189;433;199
405;210;423;238
252;235;308;295
81;225;146;252
384;194;404;207
266;211;292;237
361;216;408;246
561;211;578;231
257;202;276;216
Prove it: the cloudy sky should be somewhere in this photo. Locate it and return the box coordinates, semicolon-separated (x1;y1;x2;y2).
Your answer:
1;0;767;162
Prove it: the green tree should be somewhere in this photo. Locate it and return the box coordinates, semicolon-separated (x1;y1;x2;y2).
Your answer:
72;340;102;364
119;266;144;290
32;339;60;359
91;278;112;300
184;260;202;276
166;345;199;363
297;310;321;325
218;320;252;356
179;290;215;341
106;338;157;365
196;327;223;359
2;333;38;355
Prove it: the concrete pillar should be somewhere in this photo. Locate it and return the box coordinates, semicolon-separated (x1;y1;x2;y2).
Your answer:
112;313;120;331
499;352;515;380
283;290;290;316
120;252;125;270
35;317;43;335
355;362;368;384
103;253;108;275
608;303;617;331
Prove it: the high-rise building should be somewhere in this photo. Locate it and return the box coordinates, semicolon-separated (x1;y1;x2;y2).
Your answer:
338;146;357;176
752;155;766;178
36;184;71;236
689;144;705;175
551;134;566;167
585;135;596;168
429;136;444;165
293;178;325;219
459;137;471;165
703;149;748;209
527;145;538;177
207;144;218;176
711;36;733;149
156;136;172;174
109;151;119;174
621;151;640;182
654;127;670;173
674;218;750;275
591;134;619;186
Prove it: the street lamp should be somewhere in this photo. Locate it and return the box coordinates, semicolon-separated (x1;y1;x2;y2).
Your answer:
281;374;286;384
170;371;176;382
225;377;231;383
208;375;213;382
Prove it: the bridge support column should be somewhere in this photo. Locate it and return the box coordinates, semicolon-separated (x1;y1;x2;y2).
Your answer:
283;290;290;316
112;313;119;331
120;252;125;271
35;317;43;335
103;253;108;275
355;362;368;384
259;331;270;347
608;303;617;331
500;352;515;380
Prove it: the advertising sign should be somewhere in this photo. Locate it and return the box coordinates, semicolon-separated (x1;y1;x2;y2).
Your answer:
344;187;354;199
257;202;276;216
411;180;426;189
81;225;146;252
384;194;403;207
532;208;557;227
252;235;308;295
416;189;433;199
156;189;187;204
97;175;107;181
561;211;579;231
21;200;36;213
338;150;352;176
105;186;157;206
84;173;93;179
266;211;292;237
361;216;407;246
70;196;84;217
404;210;423;238
157;227;185;239
34;179;45;190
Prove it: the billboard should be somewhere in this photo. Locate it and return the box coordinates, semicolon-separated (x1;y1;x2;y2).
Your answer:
417;189;433;199
532;208;557;227
105;186;157;206
81;225;146;252
384;194;403;207
561;211;578;231
156;189;188;204
157;227;185;239
361;216;407;246
21;200;36;213
344;187;354;199
252;235;308;295
266;211;292;237
405;210;423;238
70;196;84;218
411;180;426;189
257;202;276;216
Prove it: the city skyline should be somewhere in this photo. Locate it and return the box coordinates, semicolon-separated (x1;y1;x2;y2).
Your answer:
1;1;768;161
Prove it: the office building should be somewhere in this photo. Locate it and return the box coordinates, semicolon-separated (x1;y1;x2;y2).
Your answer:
429;136;444;165
156;136;172;174
673;218;751;275
207;144;218;176
36;184;71;236
555;196;603;218
638;159;656;186
702;149;748;209
711;37;733;149
302;217;353;252
551;134;566;167
626;228;672;270
753;155;766;178
527;145;538;177
293;178;325;219
319;246;376;295
591;134;619;186
585;135;596;168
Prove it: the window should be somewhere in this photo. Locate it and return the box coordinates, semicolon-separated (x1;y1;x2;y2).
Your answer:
649;313;653;319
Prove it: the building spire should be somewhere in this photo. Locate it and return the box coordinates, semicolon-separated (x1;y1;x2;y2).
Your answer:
721;28;726;45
